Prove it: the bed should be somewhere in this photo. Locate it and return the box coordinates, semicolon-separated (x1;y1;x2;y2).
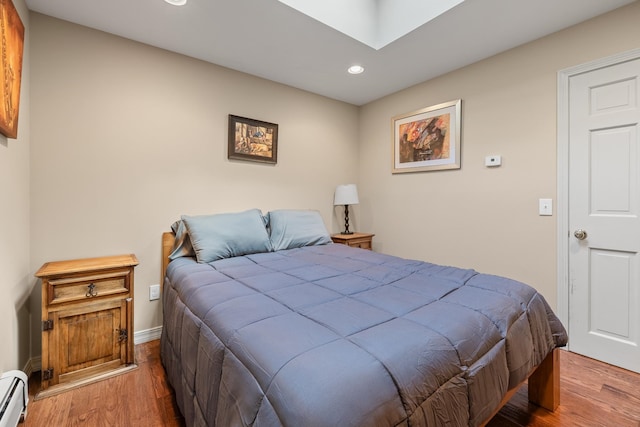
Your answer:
159;209;567;427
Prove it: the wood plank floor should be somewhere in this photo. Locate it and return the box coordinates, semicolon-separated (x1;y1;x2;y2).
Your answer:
24;341;640;426
25;340;185;427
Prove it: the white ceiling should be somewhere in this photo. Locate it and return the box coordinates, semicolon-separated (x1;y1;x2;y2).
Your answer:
25;0;636;106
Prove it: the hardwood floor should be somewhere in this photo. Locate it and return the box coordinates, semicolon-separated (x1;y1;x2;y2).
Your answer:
25;340;185;427
24;341;640;426
488;350;640;427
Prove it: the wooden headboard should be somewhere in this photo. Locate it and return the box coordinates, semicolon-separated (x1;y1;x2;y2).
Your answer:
161;231;176;285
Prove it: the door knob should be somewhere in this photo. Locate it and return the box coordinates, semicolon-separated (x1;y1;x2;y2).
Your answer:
574;229;587;240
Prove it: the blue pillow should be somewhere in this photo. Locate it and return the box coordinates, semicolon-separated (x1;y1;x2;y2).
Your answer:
267;209;332;251
181;209;273;263
168;220;196;260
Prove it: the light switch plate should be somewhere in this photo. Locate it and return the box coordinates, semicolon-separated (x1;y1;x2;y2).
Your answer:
539;199;553;216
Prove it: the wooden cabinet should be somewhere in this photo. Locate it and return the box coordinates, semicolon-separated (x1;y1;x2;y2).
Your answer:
35;254;138;398
331;232;375;250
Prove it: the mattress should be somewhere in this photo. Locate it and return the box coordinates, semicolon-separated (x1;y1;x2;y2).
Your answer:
161;243;567;426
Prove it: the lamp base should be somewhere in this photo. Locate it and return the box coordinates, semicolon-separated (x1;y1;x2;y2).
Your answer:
340;231;354;235
342;205;354;235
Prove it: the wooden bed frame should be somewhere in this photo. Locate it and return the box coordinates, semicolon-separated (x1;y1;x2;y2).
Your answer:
160;231;559;425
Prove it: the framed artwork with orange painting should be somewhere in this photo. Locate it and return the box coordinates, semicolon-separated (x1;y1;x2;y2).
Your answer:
0;0;24;139
392;99;461;173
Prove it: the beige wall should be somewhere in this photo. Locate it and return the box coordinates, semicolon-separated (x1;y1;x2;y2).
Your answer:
0;0;30;374
357;2;640;310
29;13;359;356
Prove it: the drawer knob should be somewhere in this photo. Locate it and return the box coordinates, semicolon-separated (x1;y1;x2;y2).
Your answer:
85;283;98;298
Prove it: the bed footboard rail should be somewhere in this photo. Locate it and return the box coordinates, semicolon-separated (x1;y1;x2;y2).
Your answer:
480;348;560;426
528;347;560;411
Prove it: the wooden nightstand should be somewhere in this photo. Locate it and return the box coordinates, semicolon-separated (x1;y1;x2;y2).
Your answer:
331;232;375;250
35;254;138;398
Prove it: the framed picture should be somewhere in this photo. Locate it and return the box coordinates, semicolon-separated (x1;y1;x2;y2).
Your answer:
228;115;278;164
391;99;461;173
0;0;24;139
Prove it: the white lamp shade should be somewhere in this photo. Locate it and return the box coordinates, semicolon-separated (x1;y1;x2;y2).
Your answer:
334;184;359;206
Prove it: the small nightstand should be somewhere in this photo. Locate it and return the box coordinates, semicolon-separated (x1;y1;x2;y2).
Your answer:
35;254;138;398
331;232;375;250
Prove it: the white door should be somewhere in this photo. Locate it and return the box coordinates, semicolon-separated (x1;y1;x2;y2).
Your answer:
568;57;640;373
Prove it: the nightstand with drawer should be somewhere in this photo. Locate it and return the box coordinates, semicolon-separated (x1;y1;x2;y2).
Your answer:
35;254;138;398
331;232;375;250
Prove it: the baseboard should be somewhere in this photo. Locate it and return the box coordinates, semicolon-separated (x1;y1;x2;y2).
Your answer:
24;326;163;376
133;326;163;344
24;356;41;377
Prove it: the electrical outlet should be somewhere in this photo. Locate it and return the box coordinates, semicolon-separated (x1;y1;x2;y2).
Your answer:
149;284;161;301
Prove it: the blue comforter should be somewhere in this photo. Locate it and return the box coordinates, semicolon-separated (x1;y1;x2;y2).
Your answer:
161;243;567;426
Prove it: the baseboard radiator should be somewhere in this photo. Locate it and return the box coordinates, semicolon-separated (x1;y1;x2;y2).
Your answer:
0;371;28;427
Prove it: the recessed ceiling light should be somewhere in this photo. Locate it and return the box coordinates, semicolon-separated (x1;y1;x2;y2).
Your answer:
348;65;364;75
164;0;187;5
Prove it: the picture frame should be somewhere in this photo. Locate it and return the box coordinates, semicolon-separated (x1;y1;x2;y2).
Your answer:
0;0;24;139
228;114;278;164
391;99;461;173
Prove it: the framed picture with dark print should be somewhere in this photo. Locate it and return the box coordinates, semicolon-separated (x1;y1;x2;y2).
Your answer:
392;99;461;173
0;0;24;139
228;115;278;164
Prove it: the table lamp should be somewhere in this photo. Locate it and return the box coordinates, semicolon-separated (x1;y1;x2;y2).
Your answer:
334;184;359;235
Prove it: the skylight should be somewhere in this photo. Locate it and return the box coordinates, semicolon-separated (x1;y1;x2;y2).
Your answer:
278;0;464;50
